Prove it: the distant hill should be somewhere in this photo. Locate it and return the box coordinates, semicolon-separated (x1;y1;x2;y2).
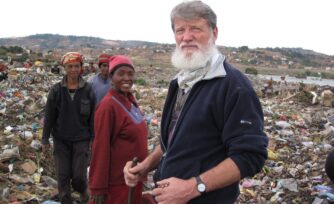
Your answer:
0;34;161;51
0;34;333;77
280;47;325;56
1;34;329;56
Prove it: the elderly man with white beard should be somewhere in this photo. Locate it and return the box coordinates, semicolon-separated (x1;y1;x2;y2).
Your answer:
123;1;268;203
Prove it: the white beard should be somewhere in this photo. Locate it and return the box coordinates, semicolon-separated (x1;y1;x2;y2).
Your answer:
171;38;218;70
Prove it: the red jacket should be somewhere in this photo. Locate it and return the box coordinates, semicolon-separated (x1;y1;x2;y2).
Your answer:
89;89;148;195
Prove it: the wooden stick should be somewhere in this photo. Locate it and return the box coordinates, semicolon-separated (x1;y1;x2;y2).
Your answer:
127;157;139;204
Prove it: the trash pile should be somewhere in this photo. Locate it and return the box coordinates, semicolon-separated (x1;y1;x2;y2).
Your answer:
237;78;334;203
0;68;62;203
1;65;334;203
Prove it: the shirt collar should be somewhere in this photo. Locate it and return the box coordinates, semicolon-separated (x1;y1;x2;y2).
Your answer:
175;52;227;93
203;53;226;80
61;76;86;88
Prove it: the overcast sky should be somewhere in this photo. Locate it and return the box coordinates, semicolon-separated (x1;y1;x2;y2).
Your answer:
1;0;333;55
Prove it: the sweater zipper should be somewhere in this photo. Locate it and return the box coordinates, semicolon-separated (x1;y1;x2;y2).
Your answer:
159;88;191;177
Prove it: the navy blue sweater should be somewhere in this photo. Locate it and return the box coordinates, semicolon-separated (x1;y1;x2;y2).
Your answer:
156;61;268;204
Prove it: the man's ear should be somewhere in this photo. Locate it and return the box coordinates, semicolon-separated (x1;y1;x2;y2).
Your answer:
213;27;218;40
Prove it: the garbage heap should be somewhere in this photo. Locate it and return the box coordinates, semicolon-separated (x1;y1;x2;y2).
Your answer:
1;67;334;203
238;78;334;203
0;68;62;203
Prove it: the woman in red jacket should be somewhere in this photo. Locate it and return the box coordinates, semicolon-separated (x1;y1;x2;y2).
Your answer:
89;55;148;204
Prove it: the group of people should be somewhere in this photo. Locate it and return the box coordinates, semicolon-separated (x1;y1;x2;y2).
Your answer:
42;49;148;204
41;1;271;204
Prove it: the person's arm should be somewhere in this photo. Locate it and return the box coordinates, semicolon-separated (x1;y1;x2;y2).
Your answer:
195;158;240;195
88;84;95;140
89;105;115;196
124;144;163;187
141;144;164;173
42;85;57;146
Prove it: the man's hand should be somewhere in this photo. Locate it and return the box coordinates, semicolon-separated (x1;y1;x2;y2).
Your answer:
123;161;147;187
91;194;105;204
124;145;163;187
152;177;200;204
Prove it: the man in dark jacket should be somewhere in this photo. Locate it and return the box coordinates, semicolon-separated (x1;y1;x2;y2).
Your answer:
42;52;95;204
123;1;268;204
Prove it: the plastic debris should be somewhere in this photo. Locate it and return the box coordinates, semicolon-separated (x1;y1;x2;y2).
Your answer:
1;57;334;203
20;160;37;175
0;146;20;162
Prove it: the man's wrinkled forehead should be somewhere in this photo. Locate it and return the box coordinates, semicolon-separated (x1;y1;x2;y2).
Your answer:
174;17;209;28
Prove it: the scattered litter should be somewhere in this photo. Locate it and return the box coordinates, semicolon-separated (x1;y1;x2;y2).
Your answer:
1;61;334;203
